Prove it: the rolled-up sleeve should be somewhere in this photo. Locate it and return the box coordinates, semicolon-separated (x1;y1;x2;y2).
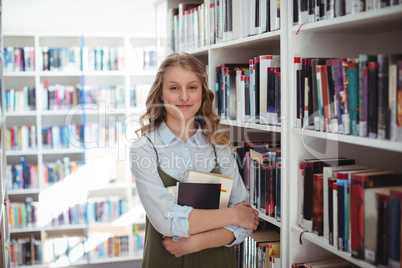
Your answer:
130;137;193;238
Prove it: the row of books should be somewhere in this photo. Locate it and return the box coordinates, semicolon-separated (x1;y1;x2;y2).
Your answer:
293;0;401;26
10;236;42;266
241;0;280;37
6;125;37;151
89;235;130;259
9;198;36;229
216;55;281;125
82;46;125;72
167;0;280;53
130;84;151;110
9;197;128;229
6;82;147;112
130;46;157;71
3;46;35;72
233;141;282;220
5;87;36;112
87;198;128;224
6;122;127;151
82;85;125;109
297;157;402;266
42;47;82;72
7;157;39;190
42;82;83;111
41;124;84;150
235;224;281;268
44;83;126;110
43;158;83;186
48;203;87;226
4;45;156;73
294;54;402;142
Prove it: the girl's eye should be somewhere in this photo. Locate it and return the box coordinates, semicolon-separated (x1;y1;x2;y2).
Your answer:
170;86;179;91
189;86;197;90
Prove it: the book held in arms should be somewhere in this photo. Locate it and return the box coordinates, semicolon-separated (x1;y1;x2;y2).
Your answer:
176;182;221;209
183;169;233;209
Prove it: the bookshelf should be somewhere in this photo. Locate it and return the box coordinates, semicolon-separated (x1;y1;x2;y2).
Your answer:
155;0;402;267
3;33;156;266
0;1;11;267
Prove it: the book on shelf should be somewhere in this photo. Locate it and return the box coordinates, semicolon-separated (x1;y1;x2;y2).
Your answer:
4;46;35;72
302;158;355;232
350;170;402;260
395;58;402;142
5;86;36;112
249;147;281;218
312;173;324;236
297;162;304;227
42;47;81;72
183;169;233;209
322;164;364;241
270;254;281;268
363;186;402;266
10;235;42;266
265;241;280;265
6;125;37;151
302;257;351;268
294;54;402;143
377;54;390;140
242;228;280;268
387;187;402;268
217;63;249;119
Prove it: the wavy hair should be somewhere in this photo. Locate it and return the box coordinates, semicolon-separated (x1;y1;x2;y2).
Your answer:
136;52;229;146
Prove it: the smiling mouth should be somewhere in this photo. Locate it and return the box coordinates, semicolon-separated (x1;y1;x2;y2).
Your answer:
177;105;192;108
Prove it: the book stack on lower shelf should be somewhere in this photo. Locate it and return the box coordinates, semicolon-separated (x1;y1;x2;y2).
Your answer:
236;222;280;268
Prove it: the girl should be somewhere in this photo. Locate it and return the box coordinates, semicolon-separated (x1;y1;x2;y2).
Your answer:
130;52;259;268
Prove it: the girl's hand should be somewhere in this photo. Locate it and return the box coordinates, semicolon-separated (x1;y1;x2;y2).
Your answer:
232;202;260;230
162;235;200;257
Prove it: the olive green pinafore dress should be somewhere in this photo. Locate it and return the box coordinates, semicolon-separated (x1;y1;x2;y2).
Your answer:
142;137;237;268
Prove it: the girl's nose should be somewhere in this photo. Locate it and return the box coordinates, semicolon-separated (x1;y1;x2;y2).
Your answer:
179;88;189;101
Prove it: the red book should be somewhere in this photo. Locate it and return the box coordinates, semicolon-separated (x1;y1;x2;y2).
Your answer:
350;170;402;259
10;126;15;149
313;173;324;236
320;65;330;132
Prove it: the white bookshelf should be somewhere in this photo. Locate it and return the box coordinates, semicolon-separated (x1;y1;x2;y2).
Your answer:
3;33;154;266
155;1;402;267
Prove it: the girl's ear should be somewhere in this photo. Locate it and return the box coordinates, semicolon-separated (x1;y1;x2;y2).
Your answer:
160;94;164;102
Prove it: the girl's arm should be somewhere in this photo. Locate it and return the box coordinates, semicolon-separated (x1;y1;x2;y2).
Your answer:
187;201;259;234
163;228;235;257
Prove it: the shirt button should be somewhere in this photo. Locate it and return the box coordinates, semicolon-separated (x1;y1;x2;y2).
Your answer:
184;147;188;151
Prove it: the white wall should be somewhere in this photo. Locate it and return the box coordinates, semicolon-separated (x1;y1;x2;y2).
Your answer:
3;0;157;36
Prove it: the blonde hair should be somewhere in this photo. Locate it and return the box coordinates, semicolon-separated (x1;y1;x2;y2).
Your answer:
136;52;230;146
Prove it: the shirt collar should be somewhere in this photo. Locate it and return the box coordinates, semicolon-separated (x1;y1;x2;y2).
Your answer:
158;121;204;147
158;122;177;147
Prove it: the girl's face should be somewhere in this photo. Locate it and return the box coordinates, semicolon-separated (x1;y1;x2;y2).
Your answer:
161;66;203;125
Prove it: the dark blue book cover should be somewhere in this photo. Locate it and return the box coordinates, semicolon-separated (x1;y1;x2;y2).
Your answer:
177;182;221;210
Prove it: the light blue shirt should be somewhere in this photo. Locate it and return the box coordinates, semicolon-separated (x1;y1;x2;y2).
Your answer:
130;121;252;246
